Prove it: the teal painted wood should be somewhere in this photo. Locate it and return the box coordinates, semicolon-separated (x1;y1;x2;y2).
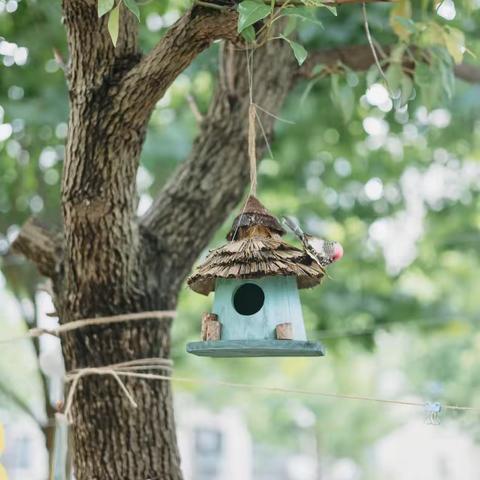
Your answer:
212;276;306;341
186;340;325;357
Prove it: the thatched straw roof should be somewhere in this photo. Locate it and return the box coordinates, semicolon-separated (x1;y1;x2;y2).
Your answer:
227;195;285;240
188;196;325;295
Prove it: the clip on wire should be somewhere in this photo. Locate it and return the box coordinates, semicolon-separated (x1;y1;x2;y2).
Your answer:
425;402;442;425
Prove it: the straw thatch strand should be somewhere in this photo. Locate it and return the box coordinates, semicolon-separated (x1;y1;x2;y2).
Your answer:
188;236;325;295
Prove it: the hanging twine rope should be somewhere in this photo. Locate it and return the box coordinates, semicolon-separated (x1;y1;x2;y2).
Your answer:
61;358;480;424
246;45;258;196
248;103;258;195
0;310;176;344
228;46;259;242
243;43;291;200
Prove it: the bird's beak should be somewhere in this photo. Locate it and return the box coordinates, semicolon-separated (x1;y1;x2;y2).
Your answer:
332;243;344;261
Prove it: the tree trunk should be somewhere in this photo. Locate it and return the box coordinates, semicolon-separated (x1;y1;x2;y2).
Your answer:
58;28;182;476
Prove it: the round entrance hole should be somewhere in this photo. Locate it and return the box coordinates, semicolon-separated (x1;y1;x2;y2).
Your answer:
233;283;265;316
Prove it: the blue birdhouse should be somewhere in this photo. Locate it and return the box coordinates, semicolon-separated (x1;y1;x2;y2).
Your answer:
187;196;326;358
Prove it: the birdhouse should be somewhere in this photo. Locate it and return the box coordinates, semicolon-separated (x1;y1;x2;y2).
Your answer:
187;196;327;358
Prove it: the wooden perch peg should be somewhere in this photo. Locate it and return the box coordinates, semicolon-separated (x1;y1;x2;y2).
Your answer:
276;322;293;340
201;313;221;341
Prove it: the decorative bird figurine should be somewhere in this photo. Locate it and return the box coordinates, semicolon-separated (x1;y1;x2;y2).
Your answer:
282;216;343;268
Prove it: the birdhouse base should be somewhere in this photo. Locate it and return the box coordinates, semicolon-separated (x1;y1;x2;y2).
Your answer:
186;339;325;358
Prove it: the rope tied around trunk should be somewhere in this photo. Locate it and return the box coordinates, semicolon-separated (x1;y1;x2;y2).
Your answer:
63;358;174;424
0;310;176;344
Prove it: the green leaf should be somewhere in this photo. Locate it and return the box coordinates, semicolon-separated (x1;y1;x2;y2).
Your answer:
330;74;354;122
322;5;337;15
237;0;271;33
416;57;444;107
290;41;307;66
398;73;414;107
393;16;417;35
279;35;307;66
389;0;412;41
439;59;455;99
366;65;380;86
311;63;325;76
306;0;336;15
300;77;320;105
108;4;120;46
386;63;403;93
444;26;465;64
422;75;443;108
419;20;445;48
241;25;256;43
282;7;323;28
283;16;298;37
390;44;407;64
414;61;431;87
346;70;359;88
123;0;140;21
98;0;114;17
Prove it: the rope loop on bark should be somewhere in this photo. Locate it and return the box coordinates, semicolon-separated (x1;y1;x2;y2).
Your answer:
0;310;176;344
63;358;174;423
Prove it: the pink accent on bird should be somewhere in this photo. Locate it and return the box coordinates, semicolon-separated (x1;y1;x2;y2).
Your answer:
332;243;344;261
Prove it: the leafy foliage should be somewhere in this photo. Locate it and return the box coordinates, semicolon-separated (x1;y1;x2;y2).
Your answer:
237;0;271;33
98;0;142;44
98;0;115;18
279;34;308;65
107;3;121;46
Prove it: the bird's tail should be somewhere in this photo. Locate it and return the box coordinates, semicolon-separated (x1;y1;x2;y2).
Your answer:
282;216;306;241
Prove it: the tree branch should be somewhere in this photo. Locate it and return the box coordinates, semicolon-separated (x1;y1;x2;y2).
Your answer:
117;6;238;127
454;63;480;84
11;218;62;278
300;44;386;77
299;44;480;84
140;39;298;292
